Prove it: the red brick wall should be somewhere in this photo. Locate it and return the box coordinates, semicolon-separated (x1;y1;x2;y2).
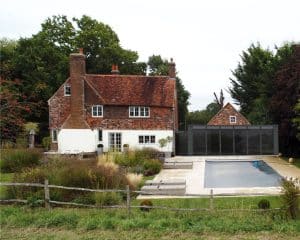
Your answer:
85;105;174;130
49;82;175;130
49;79;71;129
207;103;250;125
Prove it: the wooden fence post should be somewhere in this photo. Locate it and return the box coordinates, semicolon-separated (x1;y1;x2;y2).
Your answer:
209;189;214;210
126;185;131;216
44;179;50;210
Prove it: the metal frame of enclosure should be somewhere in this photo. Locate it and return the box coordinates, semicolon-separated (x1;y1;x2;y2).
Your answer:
176;125;278;155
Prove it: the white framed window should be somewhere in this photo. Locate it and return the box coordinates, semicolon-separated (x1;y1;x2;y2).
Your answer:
98;129;102;141
129;106;150;118
64;84;71;96
138;135;155;144
92;105;103;117
52;129;58;142
229;116;237;124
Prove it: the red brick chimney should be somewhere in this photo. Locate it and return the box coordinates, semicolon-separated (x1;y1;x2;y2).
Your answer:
168;58;176;79
63;49;89;129
111;64;120;75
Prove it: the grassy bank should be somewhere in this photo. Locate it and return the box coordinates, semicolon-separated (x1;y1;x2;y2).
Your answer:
1;198;300;236
1;227;300;240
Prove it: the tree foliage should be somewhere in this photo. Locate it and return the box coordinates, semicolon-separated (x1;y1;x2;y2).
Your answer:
230;43;300;155
293;100;300;141
186;102;219;126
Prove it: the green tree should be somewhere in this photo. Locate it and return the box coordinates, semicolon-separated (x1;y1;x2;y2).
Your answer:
147;55;190;129
293;100;300;141
229;43;276;123
10;15;147;124
186;102;219;125
0;38;18;80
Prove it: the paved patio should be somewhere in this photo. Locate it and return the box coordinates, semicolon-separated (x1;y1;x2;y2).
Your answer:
140;156;300;198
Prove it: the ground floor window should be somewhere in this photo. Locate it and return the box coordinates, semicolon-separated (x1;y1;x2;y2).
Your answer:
139;135;155;144
98;129;102;141
109;132;121;152
52;129;58;142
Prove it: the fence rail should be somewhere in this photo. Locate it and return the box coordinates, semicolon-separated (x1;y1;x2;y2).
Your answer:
0;181;289;214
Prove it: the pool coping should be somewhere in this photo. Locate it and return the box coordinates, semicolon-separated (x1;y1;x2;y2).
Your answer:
138;155;300;199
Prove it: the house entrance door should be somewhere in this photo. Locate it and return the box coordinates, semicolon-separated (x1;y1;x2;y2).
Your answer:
109;133;122;152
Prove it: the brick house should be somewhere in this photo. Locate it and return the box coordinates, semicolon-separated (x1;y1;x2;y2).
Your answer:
48;50;178;153
207;103;250;126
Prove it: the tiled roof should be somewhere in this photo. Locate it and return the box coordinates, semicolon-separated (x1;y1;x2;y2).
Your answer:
85;75;175;107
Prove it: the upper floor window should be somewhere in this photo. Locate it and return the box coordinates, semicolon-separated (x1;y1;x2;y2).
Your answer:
64;84;71;96
129;106;150;118
92;105;103;117
229;116;237;124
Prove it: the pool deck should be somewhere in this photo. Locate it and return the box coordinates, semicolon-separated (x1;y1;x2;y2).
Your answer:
139;156;300;199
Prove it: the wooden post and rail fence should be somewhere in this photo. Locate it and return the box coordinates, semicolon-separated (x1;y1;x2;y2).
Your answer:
0;180;285;214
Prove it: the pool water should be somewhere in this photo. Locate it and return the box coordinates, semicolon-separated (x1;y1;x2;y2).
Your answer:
204;160;282;188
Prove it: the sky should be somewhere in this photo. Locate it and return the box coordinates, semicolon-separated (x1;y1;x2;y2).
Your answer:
1;0;300;110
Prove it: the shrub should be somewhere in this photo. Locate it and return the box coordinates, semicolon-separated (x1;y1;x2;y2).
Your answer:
42;136;51;150
95;192;122;206
281;178;300;219
0;149;41;173
258;199;270;209
143;159;162;176
140;199;153;211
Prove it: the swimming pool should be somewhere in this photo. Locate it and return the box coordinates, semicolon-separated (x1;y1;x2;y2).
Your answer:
204;160;282;188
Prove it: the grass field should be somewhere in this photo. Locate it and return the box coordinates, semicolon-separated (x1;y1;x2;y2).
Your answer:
0;194;300;240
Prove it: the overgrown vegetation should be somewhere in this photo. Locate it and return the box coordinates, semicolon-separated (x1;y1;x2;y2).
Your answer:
113;148;162;175
0;149;41;173
1;148;163;204
6;157;128;204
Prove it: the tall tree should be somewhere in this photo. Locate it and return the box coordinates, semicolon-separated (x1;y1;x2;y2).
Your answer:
229;42;299;155
270;45;300;155
229;43;276;124
147;55;190;129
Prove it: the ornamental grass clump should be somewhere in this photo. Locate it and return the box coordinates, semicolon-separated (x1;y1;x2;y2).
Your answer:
281;178;300;219
8;157;128;204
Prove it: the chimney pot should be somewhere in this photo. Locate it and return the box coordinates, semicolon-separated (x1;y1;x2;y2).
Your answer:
79;48;84;54
111;64;120;75
168;58;176;78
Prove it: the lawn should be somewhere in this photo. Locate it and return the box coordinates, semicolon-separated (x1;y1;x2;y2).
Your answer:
0;172;13;199
1;195;300;240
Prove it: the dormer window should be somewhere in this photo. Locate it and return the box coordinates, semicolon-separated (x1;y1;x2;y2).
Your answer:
92;105;103;117
129;106;150;118
229;116;237;124
64;84;71;96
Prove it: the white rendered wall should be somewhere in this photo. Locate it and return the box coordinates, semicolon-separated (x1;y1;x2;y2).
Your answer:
57;129;174;153
58;129;96;153
101;130;174;152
